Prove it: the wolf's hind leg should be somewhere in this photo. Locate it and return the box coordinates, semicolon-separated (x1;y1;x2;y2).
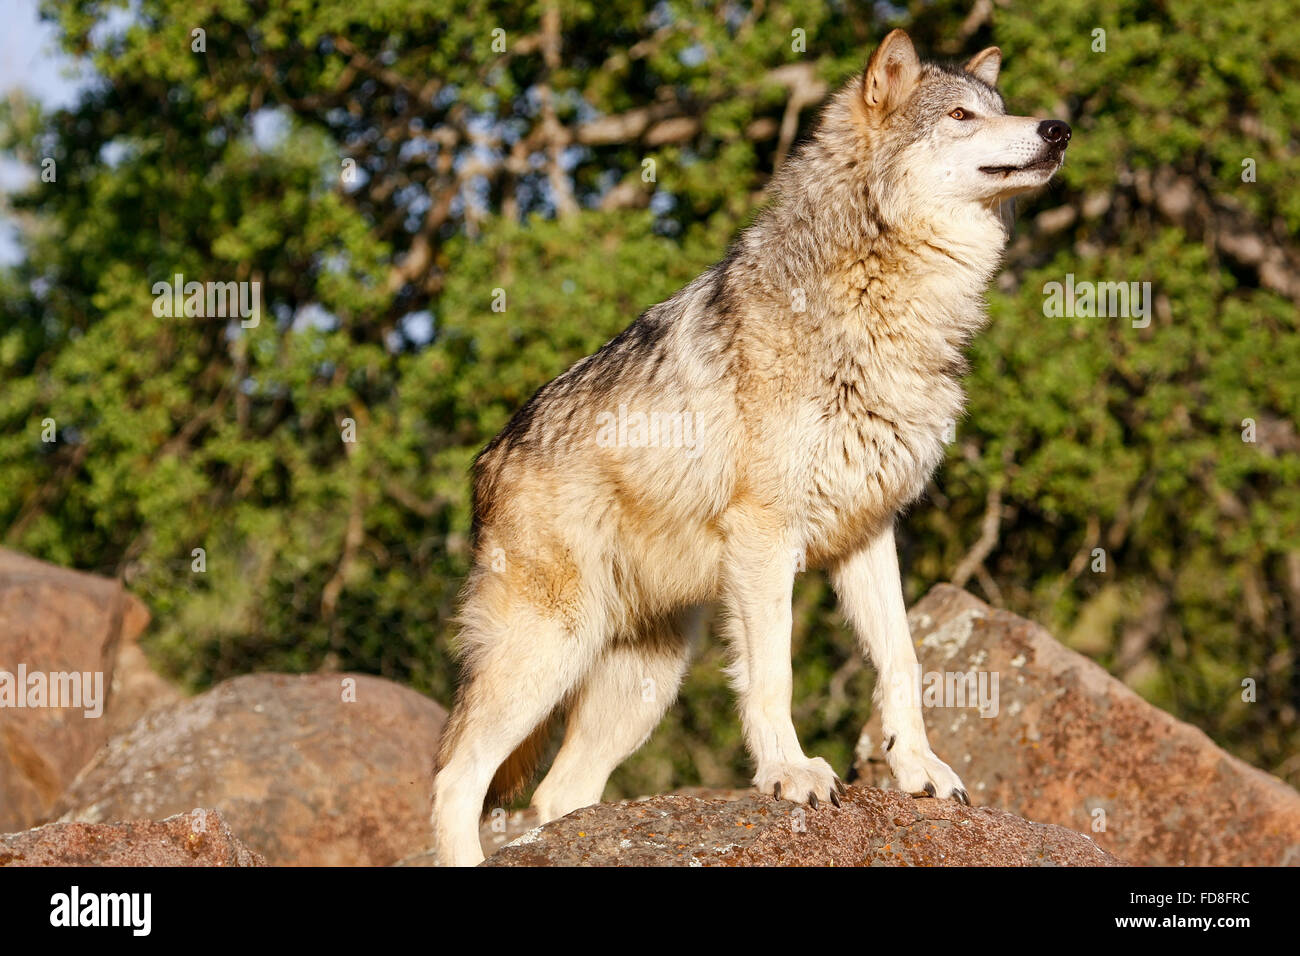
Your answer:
530;609;697;823
431;609;598;866
831;524;969;804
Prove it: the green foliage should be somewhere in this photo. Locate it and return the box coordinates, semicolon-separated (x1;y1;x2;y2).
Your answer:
1;0;1297;795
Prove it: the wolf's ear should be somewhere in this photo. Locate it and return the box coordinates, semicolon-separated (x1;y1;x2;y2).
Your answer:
964;47;1002;86
863;29;921;115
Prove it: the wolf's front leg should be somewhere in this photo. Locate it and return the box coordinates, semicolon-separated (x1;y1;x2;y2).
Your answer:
722;523;844;807
831;524;969;804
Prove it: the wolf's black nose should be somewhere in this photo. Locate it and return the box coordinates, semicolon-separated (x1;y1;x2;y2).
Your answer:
1038;120;1072;145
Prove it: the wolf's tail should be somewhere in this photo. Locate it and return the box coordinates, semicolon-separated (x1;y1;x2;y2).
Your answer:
484;716;554;806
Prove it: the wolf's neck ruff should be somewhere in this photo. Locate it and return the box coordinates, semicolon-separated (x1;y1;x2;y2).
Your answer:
710;86;1008;473
752;82;1007;356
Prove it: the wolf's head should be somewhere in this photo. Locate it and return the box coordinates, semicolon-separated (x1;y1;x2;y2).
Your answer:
854;29;1070;214
757;30;1070;289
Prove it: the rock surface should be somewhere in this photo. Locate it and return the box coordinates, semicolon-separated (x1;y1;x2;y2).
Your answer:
395;808;540;865
11;548;1295;868
56;672;446;866
481;786;1119;866
0;809;265;866
104;640;183;739
852;584;1300;866
0;548;151;831
395;788;755;864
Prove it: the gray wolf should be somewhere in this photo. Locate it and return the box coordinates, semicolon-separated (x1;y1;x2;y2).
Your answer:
431;29;1071;865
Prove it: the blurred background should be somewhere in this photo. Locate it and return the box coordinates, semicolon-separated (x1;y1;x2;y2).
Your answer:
1;0;1297;799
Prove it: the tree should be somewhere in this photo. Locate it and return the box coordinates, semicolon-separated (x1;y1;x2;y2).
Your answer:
1;0;1297;795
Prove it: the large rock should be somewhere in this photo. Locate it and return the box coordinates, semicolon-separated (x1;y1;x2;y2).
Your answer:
0;548;151;831
395;808;541;866
104;641;183;739
481;786;1119;866
0;808;264;866
394;788;755;865
56;673;445;866
852;584;1300;866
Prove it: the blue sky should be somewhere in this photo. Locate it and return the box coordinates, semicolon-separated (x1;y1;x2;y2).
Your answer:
0;0;83;110
0;0;88;262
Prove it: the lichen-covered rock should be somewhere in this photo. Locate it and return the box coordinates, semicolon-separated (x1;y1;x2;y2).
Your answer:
481;786;1119;866
394;787;756;864
0;809;265;866
0;548;151;831
395;808;541;866
852;585;1300;866
56;673;445;865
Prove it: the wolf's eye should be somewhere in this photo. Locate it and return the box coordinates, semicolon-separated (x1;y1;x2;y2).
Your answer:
949;108;971;120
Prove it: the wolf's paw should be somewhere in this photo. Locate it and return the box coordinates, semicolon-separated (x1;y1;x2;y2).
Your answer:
885;741;970;806
755;756;846;808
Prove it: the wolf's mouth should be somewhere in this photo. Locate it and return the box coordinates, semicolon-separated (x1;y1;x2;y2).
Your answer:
979;155;1061;176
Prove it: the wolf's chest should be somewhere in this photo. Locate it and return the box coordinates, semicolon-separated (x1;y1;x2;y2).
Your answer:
805;403;939;505
795;361;955;560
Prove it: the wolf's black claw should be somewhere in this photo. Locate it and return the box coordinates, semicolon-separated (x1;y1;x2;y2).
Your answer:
954;788;970;806
923;782;936;797
809;793;819;809
830;789;841;808
773;782;782;801
886;735;896;752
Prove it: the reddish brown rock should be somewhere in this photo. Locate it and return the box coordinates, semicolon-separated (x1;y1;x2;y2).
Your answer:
481;786;1119;866
56;673;445;866
0;808;265;866
852;584;1300;866
104;640;183;739
395;808;541;866
0;548;150;831
394;787;755;864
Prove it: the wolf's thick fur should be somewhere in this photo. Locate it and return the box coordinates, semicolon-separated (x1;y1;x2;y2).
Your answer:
431;30;1070;865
